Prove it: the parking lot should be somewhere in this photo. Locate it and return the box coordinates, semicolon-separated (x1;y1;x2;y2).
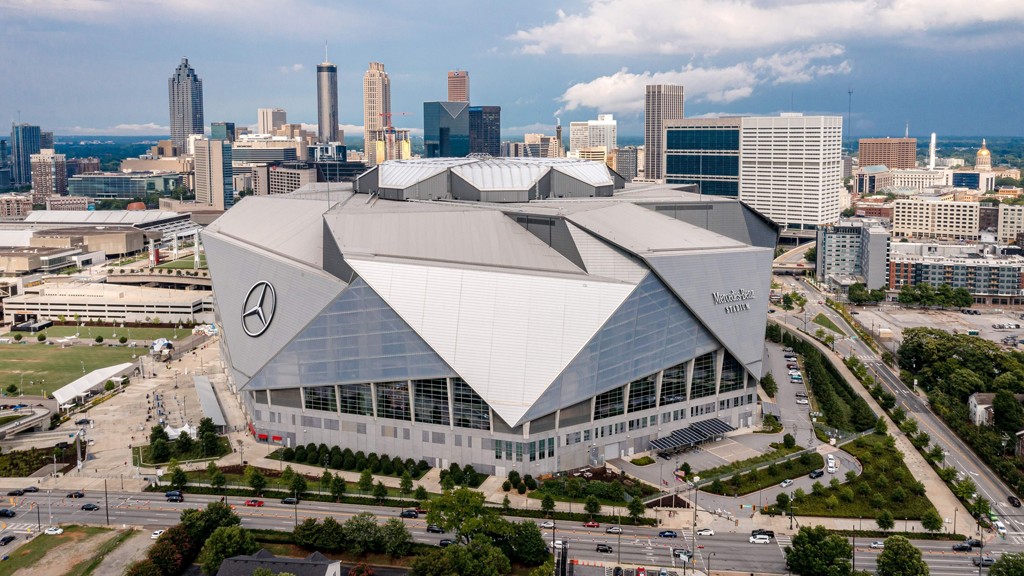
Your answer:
851;305;1024;348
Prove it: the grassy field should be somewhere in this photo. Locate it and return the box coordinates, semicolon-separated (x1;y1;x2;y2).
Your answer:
812;313;845;335
0;344;141;395
0;414;26;426
156;254;207;269
2;326;184;342
0;525;111;575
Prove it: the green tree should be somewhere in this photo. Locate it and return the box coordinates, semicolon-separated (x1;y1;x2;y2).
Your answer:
502;494;511;513
804;246;816;262
123;560;162;576
151;439;171;463
292;517;320;548
541;494;555;516
245;466;267;494
373;480;388;502
150;425;170;444
876;510;895;531
410;536;511;576
776;492;791;511
198;525;259;575
426;487;491;544
784;525;853;576
991;552;1024;576
627;496;646;523
316;517;345;552
330;474;347;500
400;471;414;495
357;469;374;494
993;389;1024;434
414;484;429;501
920;509;943;532
169;465;188;490
761;373;778;397
344;512;382;556
584;494;602;517
200;431;219;457
290;472;308;496
175;431;194;455
783;433;796;449
876;535;929;576
380;517;414;557
509;520;550;566
321;470;334;494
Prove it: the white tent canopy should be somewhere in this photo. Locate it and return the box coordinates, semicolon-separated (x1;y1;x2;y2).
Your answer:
52;363;133;406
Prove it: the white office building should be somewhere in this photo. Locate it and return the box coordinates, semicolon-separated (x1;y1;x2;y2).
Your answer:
569;115;617;154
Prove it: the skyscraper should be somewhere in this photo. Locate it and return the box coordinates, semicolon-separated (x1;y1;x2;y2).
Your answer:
210;122;236;142
40;131;55;149
10;123;41;186
194;139;233;211
569;114;617;154
317;56;339;144
168;58;205;155
858;137;917;169
424;102;470;158
644;85;685;181
257;108;287;135
30;148;67;205
447;70;469;102
363;62;391;167
468;106;500;156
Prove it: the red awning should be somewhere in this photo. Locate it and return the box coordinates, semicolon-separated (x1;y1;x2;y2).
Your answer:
257;433;268;440
271;435;282;442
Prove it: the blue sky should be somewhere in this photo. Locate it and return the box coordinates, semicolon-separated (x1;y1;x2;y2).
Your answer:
1;0;1022;139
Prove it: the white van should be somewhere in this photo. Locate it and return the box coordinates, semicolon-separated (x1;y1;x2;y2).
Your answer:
749;534;772;544
996;520;1007;536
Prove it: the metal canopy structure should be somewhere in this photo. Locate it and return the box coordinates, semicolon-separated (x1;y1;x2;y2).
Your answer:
649;417;736;452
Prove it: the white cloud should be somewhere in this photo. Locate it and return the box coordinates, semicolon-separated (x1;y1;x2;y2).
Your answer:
278;63;304;74
511;0;1024;55
505;122;557;135
556;45;849;115
58;123;169;135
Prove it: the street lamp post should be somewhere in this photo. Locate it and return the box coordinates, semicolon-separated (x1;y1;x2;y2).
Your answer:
708;551;715;576
293;489;298;527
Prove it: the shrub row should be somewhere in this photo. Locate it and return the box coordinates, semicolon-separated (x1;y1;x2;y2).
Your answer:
281;444;429;479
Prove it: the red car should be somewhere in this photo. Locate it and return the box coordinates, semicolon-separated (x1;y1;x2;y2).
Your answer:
583;521;600;528
244;499;264;507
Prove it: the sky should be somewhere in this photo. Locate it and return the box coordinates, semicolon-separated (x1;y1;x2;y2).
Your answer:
1;0;1022;140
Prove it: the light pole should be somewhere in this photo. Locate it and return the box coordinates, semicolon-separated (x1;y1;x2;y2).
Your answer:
954;508;958;536
293;489;298;527
708;551;715;576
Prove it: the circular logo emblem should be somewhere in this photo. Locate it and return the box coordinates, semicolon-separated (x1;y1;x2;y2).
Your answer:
241;281;276;337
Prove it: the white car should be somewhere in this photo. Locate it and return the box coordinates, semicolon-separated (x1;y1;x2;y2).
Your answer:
796;398;809;405
553;540;564;550
750;535;772;544
44;527;63;535
540;521;555;529
151;530;165;540
696;528;715;536
827;464;838;474
870;541;884;549
606;526;623;534
788;370;801;375
780;479;794;488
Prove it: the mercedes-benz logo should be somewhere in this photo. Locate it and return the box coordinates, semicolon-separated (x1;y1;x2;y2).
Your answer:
241;281;276;337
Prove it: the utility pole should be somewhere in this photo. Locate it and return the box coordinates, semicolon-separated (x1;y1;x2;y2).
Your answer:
104;479;110;526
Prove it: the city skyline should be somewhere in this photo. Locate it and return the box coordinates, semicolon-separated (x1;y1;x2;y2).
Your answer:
1;1;1022;138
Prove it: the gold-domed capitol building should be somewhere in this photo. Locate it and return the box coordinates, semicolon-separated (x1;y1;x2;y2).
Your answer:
976;138;992;171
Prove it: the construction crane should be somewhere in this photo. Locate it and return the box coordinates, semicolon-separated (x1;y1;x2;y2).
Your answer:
378;111;413;128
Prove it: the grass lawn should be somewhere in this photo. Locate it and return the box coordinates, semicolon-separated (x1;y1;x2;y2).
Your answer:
783;433;937;520
67;528;136;576
137;437;232;465
703;452;824;496
156;254;207;269
812;313;845;335
0;414;26;426
2;326;185;342
0;525;111;574
0;344;142;395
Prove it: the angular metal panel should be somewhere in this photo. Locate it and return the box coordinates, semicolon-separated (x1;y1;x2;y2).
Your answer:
522;273;719;423
646;247;774;372
202;231;345;379
247;278;456;390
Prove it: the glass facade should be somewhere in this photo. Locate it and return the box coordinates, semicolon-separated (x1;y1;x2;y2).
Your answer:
541;273;717;418
659;362;687;406
468;106;501;156
376;381;411;421
452;378;490;430
594;387;624;420
424;101;470;158
627;375;657;413
247;278;457;391
413;378;450;426
304;386;336;412
664;126;741;197
667;129;740;151
68;173;183;199
720;352;744;393
690;352;717;398
339;383;372;416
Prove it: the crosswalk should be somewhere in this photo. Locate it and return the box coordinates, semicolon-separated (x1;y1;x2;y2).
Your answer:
1;522;40;533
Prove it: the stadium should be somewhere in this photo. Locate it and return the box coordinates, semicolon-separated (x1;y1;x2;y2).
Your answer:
203;157;777;475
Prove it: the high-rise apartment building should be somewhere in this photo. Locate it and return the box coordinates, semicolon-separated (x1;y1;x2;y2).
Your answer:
257;108;287;135
424;102;470;158
40;131;55;149
858;137;917;169
168;58;204;155
816;219;890;291
468;106;501;156
447;70;469;102
366;128;412;165
614;146;638;181
644;85;685;181
569;114;617;154
10;124;41;187
317;58;340;144
362;62;391;167
665;114;843;229
30;149;68;205
211;122;236;142
194;139;233;211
